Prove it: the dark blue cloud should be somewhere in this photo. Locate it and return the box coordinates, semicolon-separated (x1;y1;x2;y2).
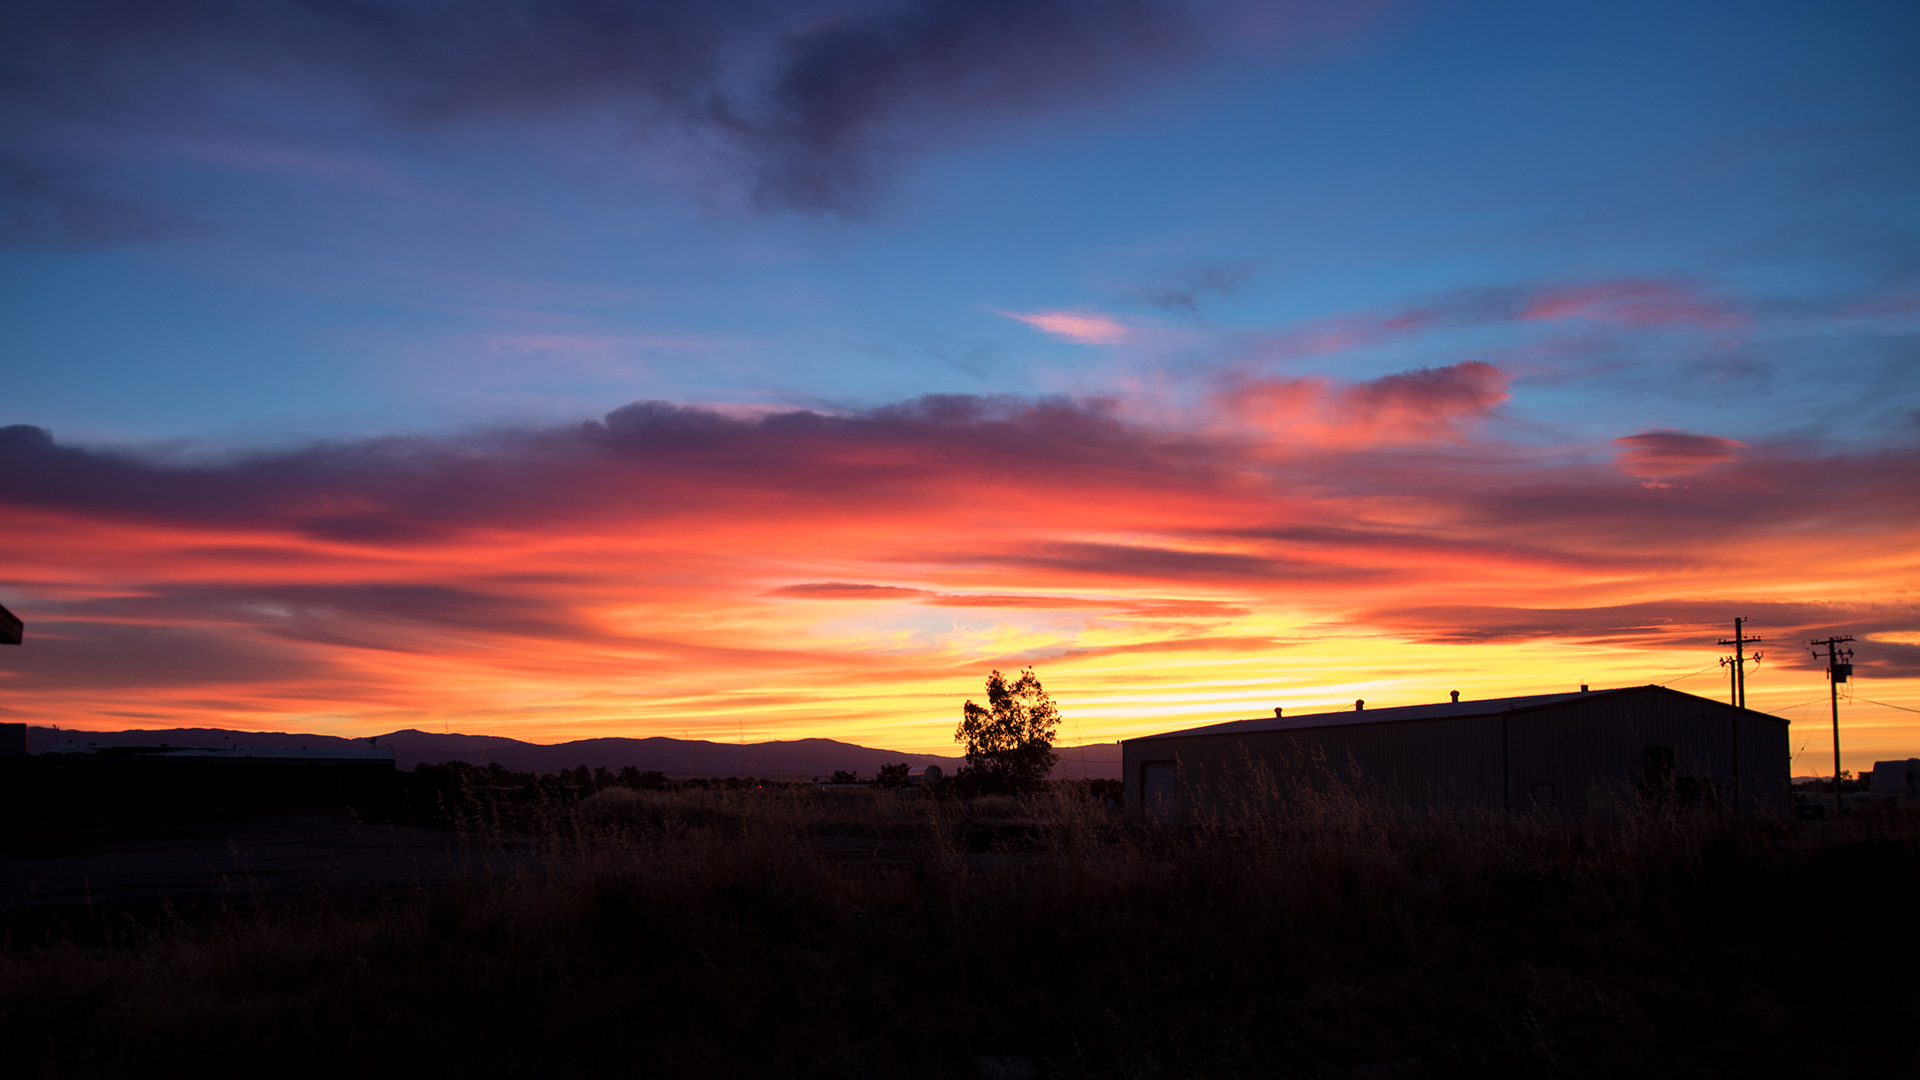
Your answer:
0;0;1212;230
0;153;180;249
0;393;1216;539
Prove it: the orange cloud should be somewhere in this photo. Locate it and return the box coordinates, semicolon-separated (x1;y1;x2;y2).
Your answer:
1;392;1915;764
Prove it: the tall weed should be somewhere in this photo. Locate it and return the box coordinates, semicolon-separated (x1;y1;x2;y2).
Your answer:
3;786;1914;1078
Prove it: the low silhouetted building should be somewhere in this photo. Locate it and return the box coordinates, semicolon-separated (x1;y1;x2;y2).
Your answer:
1866;758;1920;809
36;742;396;803
1122;685;1789;823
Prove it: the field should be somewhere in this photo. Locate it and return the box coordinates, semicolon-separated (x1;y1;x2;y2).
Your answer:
3;778;1917;1079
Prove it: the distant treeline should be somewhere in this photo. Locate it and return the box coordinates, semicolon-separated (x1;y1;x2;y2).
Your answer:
401;760;1125;825
0;754;1125;819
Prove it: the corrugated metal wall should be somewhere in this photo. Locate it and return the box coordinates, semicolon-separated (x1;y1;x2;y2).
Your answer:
1123;714;1505;822
1122;688;1790;821
1506;691;1790;815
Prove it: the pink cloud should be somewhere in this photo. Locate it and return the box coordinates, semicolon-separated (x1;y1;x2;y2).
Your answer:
1221;361;1511;446
999;308;1130;345
1520;281;1739;329
767;582;930;600
1612;430;1746;478
1253;280;1740;363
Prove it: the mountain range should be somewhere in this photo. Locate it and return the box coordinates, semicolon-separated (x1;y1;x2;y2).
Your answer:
26;726;1122;781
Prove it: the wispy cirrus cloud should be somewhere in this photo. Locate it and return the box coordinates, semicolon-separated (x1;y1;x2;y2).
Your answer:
0;152;182;249
1358;601;1920;679
1136;262;1256;320
1251;280;1741;362
768;583;1247;616
1520;280;1743;329
997;308;1133;345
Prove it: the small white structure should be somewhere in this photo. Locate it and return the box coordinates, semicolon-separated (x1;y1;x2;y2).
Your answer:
1867;758;1920;808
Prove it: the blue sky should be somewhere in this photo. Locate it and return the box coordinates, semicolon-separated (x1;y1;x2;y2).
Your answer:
5;0;1914;448
3;1;1918;759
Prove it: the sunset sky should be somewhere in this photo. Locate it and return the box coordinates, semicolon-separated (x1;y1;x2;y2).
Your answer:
3;1;1917;770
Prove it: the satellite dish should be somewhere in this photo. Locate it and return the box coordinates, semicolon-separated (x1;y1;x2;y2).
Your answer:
0;602;20;645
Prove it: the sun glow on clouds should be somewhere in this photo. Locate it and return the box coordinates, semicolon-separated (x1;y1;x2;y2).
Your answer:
2;378;1918;765
1220;361;1511;447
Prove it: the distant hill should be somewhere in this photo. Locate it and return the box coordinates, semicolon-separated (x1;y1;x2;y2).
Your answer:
26;726;1122;780
1049;742;1122;781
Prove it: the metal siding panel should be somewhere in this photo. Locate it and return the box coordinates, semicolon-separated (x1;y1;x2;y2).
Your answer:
1509;691;1689;813
1131;716;1506;819
1510;694;1656;813
1505;688;1788;815
1740;710;1791;815
1129;687;1792;821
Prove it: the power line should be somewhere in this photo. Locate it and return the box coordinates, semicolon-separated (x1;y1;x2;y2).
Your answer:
1658;663;1719;687
1790;736;1812;769
1855;697;1920;715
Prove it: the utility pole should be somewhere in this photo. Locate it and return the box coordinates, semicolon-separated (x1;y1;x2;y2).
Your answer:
1717;619;1761;811
0;604;19;763
1810;636;1854;818
1718;618;1762;709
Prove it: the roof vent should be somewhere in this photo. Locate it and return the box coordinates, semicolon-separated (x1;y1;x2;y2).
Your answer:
1355;699;1365;711
1580;684;1589;692
1449;690;1460;703
1273;707;1283;718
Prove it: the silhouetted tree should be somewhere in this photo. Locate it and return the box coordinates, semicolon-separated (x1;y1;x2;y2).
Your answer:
830;770;859;784
955;667;1059;793
876;762;911;788
565;765;592;794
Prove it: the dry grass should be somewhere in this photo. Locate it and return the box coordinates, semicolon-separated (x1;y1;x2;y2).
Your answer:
3;783;1917;1079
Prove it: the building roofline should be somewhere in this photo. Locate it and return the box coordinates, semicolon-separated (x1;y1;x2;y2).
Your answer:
1122;684;1787;747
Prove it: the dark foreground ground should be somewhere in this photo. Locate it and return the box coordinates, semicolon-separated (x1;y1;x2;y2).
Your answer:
2;806;526;909
3;786;1917;1079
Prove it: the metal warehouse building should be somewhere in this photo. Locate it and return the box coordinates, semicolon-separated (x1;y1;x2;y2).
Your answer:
1121;685;1789;822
